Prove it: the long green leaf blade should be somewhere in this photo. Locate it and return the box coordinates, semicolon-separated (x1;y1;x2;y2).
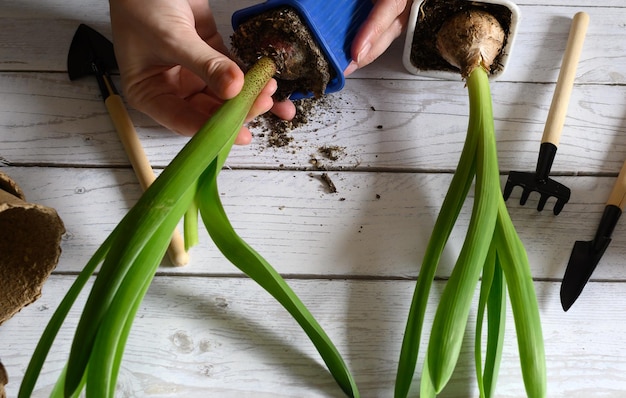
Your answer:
476;245;506;398
86;187;195;396
184;196;200;250
395;87;479;398
18;235;112;398
476;240;497;397
197;162;359;398
495;200;546;397
483;257;505;398
427;67;499;393
419;354;436;398
29;57;277;396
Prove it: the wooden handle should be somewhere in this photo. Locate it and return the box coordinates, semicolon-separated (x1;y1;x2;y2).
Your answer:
105;94;189;266
607;159;626;210
541;11;589;145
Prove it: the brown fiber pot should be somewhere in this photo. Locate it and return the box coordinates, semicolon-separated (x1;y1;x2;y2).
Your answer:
0;359;7;398
0;171;65;325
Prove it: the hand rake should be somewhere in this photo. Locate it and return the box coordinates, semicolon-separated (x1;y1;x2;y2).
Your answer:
503;12;589;215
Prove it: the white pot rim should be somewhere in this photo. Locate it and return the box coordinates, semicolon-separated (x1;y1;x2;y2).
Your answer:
402;0;521;80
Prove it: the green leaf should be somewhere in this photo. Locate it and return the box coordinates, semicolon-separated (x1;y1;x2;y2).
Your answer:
197;160;359;398
86;187;195;396
494;200;546;398
475;243;506;398
419;354;437;398
476;240;497;397
18;236;111;398
184;195;200;250
426;67;500;393
483;255;505;397
22;58;276;396
394;80;478;398
60;59;274;395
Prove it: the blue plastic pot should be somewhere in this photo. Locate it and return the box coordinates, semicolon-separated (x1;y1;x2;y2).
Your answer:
232;0;373;99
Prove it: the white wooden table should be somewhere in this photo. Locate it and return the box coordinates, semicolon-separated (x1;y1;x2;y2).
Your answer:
2;1;626;397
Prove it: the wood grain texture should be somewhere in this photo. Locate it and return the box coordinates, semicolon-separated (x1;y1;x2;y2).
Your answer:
2;73;625;173
1;0;626;397
2;2;626;84
0;166;623;281
1;276;625;397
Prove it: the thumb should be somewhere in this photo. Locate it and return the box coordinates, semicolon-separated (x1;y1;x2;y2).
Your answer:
171;30;244;100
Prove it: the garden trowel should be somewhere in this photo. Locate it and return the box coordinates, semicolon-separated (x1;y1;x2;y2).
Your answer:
561;158;626;311
67;24;188;266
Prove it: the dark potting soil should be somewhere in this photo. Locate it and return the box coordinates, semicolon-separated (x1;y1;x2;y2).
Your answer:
409;0;512;75
248;95;335;149
231;7;332;100
247;95;348;194
231;6;350;190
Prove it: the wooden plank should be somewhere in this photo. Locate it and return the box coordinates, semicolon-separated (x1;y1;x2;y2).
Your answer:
1;166;624;280
1;275;625;397
0;2;625;85
2;72;625;173
1;2;625;398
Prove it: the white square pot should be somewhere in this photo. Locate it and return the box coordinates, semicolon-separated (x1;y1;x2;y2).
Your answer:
402;0;520;80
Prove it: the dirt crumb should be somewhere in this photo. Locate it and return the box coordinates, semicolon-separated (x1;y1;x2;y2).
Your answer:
320;173;337;193
318;145;346;161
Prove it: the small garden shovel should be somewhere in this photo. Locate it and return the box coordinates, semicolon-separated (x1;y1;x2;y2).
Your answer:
503;12;589;215
561;158;626;311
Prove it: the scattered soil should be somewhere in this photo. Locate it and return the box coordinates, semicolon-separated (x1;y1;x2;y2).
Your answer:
248;95;336;150
248;98;316;148
409;0;512;75
232;9;356;194
318;145;346;162
231;6;332;100
247;95;349;194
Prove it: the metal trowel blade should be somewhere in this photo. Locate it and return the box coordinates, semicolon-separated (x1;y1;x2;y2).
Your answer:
560;236;612;311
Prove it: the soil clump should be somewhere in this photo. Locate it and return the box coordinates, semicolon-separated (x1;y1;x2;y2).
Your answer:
231;7;332;100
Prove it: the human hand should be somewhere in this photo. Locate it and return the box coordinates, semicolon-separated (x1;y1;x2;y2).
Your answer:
345;0;411;76
109;0;295;144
